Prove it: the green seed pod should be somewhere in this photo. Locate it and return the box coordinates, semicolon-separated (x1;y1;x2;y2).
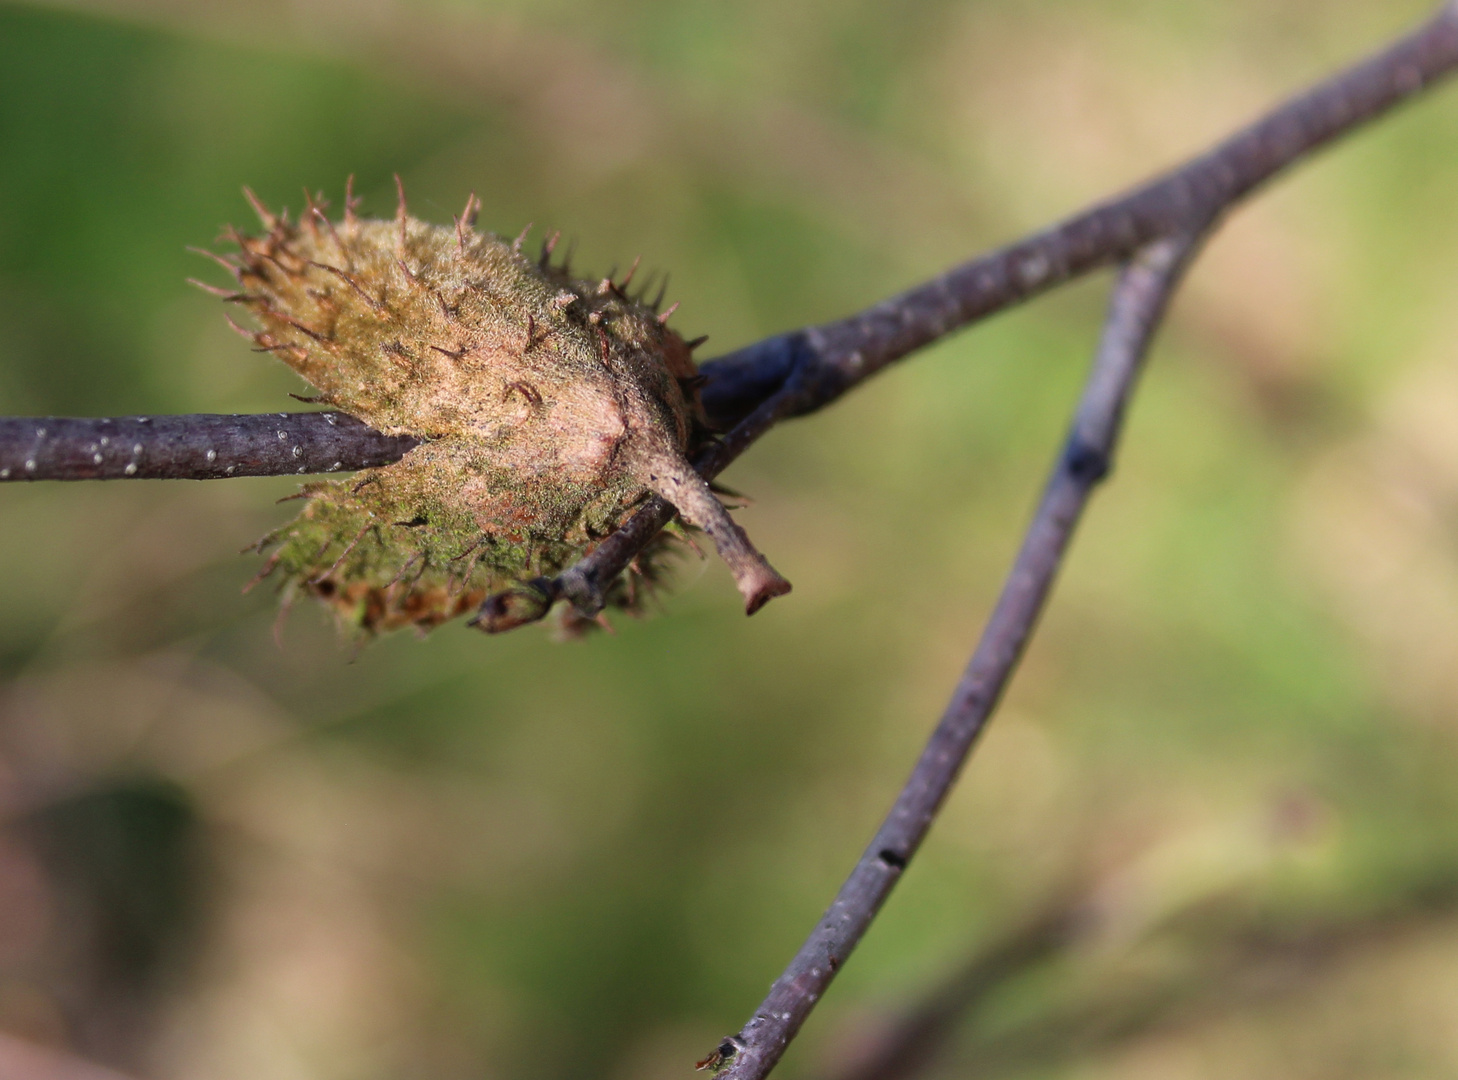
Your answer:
201;182;789;637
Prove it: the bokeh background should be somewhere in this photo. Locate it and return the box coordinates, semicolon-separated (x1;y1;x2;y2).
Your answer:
2;0;1458;1077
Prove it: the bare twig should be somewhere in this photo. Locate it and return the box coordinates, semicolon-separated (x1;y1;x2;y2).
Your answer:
0;413;415;482
706;229;1208;1080
701;0;1458;427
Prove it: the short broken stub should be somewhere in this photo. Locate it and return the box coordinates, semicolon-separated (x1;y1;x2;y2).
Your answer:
204;182;790;639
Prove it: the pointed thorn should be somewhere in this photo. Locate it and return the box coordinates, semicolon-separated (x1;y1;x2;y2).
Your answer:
312;206;345;252
461;191;481;228
560;237;577;276
242;550;283;594
539;230;561;268
385;552;424;593
187;277;240;299
619;255;642;290
301;188;331;240
344;174;360;231
242;186;278;229
394;174;408;254
512;222;533;254
188;246;244;281
223;313;257;342
503;380;542;406
275;313;326;342
685;335;710;351
650;274;670;313
310;524;371;586
217;224;254;252
310;260;389;316
658;301;680;324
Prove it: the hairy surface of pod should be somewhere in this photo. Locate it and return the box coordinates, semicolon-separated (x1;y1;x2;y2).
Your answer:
203;185;789;635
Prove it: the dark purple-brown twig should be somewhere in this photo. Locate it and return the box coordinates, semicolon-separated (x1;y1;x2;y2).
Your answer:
706;228;1208;1080
0;413;415;482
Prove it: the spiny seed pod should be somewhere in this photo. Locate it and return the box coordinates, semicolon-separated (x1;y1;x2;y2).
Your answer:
195;181;790;637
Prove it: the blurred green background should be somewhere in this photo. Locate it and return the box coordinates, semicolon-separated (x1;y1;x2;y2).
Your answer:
3;0;1458;1077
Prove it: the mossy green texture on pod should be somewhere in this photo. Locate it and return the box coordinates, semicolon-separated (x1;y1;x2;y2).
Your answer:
200;182;790;637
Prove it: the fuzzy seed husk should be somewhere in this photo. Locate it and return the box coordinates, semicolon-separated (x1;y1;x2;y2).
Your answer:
210;186;787;636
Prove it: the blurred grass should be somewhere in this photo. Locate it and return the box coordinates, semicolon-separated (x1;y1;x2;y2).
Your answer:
2;0;1458;1078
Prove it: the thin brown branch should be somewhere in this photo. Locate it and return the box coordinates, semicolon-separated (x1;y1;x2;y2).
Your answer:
0;413;416;482
701;1;1458;427
705;228;1209;1080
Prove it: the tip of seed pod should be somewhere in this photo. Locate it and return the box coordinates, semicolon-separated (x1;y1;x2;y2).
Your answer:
242;186;278;229
222;312;257;341
393;175;410;254
620;255;641;290
344;174;360;230
187;277;239;299
188;245;244;281
539;230;561;268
